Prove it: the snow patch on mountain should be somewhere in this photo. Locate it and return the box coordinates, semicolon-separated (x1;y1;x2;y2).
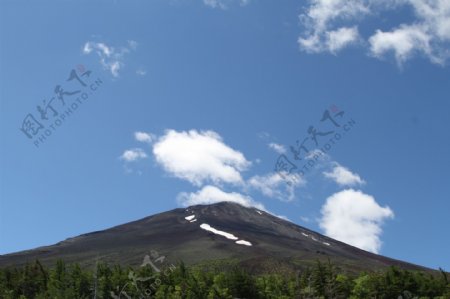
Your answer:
185;215;196;221
200;223;239;240
236;240;252;246
302;231;332;247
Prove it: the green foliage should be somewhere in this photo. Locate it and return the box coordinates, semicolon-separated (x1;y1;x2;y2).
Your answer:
0;260;448;298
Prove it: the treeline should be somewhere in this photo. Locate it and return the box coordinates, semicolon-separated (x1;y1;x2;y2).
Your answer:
0;259;449;299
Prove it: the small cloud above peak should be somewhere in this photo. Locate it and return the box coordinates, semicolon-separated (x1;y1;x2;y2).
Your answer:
153;129;251;186
177;185;265;211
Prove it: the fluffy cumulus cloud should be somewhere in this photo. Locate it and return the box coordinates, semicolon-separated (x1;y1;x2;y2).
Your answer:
203;0;249;10
247;172;305;202
82;40;137;77
323;162;365;186
319;189;394;253
153;130;251;186
120;148;148;162
299;0;450;65
369;24;434;65
177;185;266;210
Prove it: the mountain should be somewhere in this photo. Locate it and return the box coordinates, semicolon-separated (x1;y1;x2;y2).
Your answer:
0;202;431;274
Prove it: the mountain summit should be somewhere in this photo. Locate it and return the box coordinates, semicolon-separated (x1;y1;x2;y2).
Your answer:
0;202;429;273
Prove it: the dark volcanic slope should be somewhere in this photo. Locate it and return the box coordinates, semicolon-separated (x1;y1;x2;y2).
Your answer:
0;202;430;273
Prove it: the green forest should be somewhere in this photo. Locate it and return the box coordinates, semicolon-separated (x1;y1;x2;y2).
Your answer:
0;259;449;299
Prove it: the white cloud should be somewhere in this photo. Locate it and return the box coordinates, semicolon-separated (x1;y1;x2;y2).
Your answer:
82;40;138;77
247;172;305;202
326;27;360;53
153;129;250;186
177;185;266;210
319;189;394;253
134;131;155;144
299;0;450;65
299;26;360;54
369;24;435;65
268;142;286;154
298;0;367;53
83;42;112;57
323;162;365;186
300;0;369;32
203;0;249;10
120;148;148;162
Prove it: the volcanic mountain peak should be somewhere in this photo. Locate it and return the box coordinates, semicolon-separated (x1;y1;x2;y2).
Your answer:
0;202;431;274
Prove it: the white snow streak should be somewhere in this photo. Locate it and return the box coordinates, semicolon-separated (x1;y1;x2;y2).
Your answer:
236;240;252;246
200;223;239;240
185;215;196;221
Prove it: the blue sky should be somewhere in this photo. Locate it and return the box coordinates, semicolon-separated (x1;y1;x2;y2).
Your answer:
1;0;449;270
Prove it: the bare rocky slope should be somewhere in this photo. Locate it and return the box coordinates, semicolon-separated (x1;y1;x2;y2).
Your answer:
0;202;431;274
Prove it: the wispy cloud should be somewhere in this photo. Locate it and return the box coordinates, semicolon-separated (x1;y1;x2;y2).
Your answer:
298;0;366;54
136;68;147;76
369;1;450;66
120;148;148;162
203;0;250;10
247;172;305;202
298;0;450;66
82;40;138;77
319;189;394;253
323;162;365;186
